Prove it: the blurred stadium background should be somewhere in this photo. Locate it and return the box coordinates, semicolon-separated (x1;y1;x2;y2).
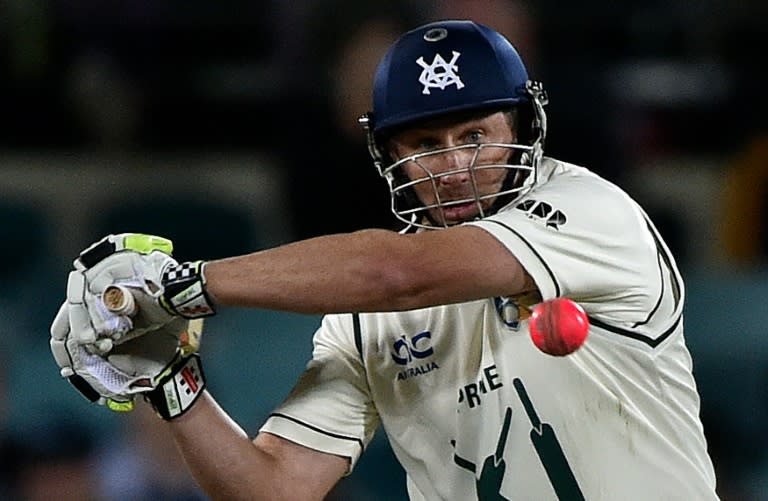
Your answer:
1;0;766;499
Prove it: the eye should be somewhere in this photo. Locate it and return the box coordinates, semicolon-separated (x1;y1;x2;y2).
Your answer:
466;130;484;143
389;136;437;158
416;137;440;151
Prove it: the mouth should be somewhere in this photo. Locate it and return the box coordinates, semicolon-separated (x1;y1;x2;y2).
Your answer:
439;200;481;223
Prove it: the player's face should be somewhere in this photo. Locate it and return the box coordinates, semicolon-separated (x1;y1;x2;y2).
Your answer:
387;111;516;225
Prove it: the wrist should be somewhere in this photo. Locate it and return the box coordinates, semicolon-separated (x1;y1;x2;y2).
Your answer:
145;353;206;420
162;261;217;318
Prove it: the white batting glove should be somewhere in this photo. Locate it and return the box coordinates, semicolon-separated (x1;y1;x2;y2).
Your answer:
50;301;206;417
69;233;176;351
69;233;216;354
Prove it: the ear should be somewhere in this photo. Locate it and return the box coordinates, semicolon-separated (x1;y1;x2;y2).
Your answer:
383;139;401;163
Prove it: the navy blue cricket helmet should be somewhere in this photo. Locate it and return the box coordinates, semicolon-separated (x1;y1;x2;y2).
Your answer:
370;20;532;137
359;20;549;229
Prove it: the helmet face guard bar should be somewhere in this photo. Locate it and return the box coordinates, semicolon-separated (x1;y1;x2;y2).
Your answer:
384;142;535;229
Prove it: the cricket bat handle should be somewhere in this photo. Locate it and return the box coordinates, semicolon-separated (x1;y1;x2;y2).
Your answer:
103;284;138;316
102;284;204;354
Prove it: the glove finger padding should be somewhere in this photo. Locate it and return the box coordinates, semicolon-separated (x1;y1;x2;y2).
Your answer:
51;301;197;411
69;234;180;352
75;233;174;271
83;319;185;395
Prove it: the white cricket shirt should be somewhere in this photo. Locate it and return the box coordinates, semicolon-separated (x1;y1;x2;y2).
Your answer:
260;157;718;500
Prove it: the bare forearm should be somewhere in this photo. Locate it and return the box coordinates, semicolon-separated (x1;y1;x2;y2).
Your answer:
204;229;424;314
203;226;531;314
167;393;344;501
167;393;279;500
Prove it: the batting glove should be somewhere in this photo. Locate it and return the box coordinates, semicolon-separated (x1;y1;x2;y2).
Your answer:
77;233;217;319
50;302;206;417
68;233;216;353
160;260;217;319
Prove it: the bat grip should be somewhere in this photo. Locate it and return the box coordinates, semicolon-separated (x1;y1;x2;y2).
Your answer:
103;284;138;316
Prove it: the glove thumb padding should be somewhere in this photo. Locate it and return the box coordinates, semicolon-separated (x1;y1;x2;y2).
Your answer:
50;301;76;377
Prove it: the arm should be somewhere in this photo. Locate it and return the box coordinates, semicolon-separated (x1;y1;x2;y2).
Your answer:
168;392;349;501
205;225;535;314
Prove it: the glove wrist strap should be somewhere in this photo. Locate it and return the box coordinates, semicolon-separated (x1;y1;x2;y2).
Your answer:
162;261;216;318
145;354;206;420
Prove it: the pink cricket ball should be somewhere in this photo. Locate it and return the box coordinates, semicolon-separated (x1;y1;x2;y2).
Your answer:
529;297;589;356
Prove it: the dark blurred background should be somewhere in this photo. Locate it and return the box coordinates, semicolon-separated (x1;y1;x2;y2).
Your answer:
1;0;767;499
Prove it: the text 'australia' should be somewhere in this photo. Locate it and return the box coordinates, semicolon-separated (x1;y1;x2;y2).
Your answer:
397;361;440;381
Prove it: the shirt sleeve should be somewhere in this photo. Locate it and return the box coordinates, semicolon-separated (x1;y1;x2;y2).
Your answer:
259;313;379;471
467;163;665;325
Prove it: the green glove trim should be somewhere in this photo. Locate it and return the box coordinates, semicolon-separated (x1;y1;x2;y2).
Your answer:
106;399;136;412
124;234;174;256
78;233;174;269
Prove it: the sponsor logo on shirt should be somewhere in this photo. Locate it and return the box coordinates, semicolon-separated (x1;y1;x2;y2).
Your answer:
494;291;539;330
516;199;567;229
457;364;504;409
391;331;440;381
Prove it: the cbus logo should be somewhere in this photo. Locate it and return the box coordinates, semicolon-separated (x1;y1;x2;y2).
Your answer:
515;199;567;230
392;331;440;381
392;331;434;365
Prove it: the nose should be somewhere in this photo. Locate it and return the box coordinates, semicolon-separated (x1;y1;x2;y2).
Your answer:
436;148;473;186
